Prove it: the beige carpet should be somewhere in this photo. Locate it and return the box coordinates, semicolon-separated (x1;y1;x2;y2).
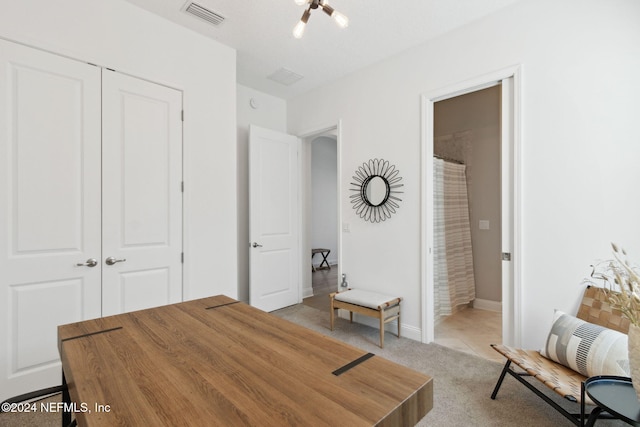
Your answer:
0;303;625;427
274;304;624;427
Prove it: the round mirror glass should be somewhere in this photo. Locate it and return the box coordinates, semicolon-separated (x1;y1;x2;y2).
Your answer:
364;176;388;207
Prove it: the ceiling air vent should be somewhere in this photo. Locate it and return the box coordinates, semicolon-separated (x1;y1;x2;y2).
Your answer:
183;2;225;26
267;68;304;86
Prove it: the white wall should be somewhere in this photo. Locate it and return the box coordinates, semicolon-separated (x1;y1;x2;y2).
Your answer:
311;137;338;267
0;0;238;300
287;0;640;347
236;85;287;302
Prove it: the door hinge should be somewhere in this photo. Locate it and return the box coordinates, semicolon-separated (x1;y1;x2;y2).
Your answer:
181;110;184;122
501;252;512;261
181;181;184;193
181;252;184;263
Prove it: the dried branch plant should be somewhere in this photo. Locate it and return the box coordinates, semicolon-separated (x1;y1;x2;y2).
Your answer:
588;243;640;327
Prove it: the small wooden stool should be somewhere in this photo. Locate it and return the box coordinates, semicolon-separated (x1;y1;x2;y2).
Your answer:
329;289;401;348
311;248;331;271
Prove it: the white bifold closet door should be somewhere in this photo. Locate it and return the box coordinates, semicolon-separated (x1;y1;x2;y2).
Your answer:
0;39;102;401
0;39;183;400
101;71;183;316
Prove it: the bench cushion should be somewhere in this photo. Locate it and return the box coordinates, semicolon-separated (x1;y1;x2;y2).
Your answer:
334;289;401;310
541;310;629;377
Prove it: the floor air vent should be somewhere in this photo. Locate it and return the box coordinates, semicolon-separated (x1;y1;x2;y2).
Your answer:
183;2;225;26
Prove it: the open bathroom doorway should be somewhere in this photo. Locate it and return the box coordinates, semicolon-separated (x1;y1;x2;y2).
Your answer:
422;65;522;356
432;85;503;362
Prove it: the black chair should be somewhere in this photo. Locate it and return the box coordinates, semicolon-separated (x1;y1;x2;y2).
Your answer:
1;384;76;427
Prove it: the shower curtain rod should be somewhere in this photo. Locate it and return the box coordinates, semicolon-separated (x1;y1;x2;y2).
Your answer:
434;155;464;165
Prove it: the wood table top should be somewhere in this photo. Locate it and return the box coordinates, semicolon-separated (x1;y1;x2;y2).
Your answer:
58;295;432;426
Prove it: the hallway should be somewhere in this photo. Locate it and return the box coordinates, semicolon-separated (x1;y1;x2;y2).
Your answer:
302;267;338;312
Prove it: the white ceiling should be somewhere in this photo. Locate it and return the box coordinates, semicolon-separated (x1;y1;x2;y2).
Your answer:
125;0;523;99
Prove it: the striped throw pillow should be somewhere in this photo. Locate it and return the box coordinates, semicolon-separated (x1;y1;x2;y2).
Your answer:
540;310;629;377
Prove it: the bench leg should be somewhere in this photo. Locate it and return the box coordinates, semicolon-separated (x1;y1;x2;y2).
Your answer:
330;295;335;331
379;313;384;348
491;359;582;426
491;359;511;399
320;251;330;269
397;310;401;338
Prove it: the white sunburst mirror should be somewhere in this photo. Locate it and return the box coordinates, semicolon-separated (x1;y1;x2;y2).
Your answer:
349;159;403;223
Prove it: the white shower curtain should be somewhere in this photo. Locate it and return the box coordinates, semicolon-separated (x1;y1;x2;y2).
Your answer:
433;158;476;318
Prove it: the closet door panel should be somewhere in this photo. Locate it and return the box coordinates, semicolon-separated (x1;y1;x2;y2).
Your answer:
101;71;182;316
0;39;101;400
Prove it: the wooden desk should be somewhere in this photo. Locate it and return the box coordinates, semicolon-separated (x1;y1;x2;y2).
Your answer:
58;296;432;426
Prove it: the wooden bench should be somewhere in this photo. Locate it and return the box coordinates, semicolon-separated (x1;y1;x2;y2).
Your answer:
490;286;630;426
329;289;402;348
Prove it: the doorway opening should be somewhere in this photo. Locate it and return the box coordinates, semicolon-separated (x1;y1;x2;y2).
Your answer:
421;66;522;351
300;127;341;313
248;123;341;313
432;85;503;362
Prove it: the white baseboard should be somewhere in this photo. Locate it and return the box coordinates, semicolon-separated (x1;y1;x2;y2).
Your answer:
302;286;314;299
473;298;502;312
337;310;422;342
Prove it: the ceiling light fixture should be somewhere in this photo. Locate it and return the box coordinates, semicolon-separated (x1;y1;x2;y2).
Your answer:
293;0;349;39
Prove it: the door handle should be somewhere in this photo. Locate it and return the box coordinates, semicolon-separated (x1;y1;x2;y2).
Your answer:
76;258;98;267
251;242;263;248
105;256;127;266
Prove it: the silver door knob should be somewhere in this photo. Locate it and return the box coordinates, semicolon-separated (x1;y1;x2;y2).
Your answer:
251;242;263;248
105;256;127;265
76;258;98;267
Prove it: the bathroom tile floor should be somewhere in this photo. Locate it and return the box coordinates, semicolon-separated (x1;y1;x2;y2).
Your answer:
435;307;504;364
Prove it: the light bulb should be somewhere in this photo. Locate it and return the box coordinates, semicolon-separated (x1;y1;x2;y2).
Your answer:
293;20;306;39
331;10;348;28
294;0;307;5
293;9;311;39
320;2;349;29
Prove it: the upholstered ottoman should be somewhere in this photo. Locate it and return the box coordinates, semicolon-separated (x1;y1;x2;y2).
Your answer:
329;289;402;348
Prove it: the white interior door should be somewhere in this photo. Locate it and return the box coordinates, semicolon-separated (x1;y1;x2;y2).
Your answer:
0;39;102;399
101;71;183;316
249;125;300;312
